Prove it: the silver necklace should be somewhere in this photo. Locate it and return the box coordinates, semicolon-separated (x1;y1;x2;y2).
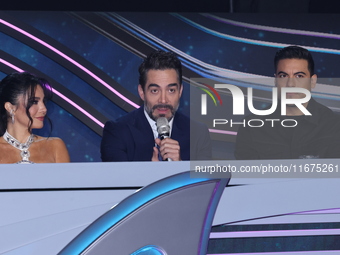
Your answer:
3;130;34;164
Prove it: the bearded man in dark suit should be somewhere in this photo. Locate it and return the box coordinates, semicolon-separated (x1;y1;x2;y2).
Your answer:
101;50;211;162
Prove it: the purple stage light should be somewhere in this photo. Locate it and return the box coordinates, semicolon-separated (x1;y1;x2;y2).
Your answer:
210;228;340;238
0;58;104;128
0;18;140;109
209;251;340;255
1;17;235;136
0;58;22;72
209;129;237;136
52;89;104;128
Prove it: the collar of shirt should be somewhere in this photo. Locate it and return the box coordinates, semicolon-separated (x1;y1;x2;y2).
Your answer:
144;109;174;139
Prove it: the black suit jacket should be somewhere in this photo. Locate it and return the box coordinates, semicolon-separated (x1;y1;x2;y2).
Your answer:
101;106;211;161
234;98;340;159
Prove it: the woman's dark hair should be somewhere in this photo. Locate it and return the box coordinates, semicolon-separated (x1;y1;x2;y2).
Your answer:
138;50;183;90
0;72;53;136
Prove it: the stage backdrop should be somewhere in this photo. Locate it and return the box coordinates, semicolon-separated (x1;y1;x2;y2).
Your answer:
1;11;340;161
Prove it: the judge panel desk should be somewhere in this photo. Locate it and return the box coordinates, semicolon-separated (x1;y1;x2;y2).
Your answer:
0;161;339;255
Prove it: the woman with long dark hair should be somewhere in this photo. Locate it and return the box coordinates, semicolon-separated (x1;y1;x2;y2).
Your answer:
0;72;70;163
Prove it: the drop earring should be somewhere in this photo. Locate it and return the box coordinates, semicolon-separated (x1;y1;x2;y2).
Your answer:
10;109;15;124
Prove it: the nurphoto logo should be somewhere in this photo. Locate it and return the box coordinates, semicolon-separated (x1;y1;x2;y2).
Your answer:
200;84;312;128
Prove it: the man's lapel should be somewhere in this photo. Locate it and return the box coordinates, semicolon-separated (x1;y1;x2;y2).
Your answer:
171;113;190;160
128;106;155;157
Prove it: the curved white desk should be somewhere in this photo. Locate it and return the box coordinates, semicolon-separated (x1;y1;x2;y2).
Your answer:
0;161;339;254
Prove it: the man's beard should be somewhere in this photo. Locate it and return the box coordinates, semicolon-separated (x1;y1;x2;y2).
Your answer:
145;103;178;121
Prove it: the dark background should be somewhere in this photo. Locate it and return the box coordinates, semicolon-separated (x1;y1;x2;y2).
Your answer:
2;0;340;12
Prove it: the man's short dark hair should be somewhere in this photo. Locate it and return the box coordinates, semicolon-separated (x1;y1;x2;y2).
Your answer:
274;46;315;76
138;50;182;90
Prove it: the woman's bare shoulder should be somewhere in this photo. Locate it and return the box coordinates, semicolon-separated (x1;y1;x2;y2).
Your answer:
35;136;64;143
35;136;70;162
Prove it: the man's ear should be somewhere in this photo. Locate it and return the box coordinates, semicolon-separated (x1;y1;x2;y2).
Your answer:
311;74;317;89
138;84;145;101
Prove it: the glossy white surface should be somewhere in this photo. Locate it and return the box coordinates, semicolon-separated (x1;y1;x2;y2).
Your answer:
0;161;339;254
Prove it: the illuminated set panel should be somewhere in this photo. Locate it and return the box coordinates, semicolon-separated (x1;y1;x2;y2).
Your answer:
1;12;340;161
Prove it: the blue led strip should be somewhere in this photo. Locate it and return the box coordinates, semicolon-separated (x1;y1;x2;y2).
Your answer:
202;13;340;40
131;245;166;255
58;171;229;255
104;13;340;102
172;13;340;55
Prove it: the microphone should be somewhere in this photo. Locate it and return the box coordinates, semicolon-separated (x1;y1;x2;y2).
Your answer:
156;117;170;140
156;117;172;161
